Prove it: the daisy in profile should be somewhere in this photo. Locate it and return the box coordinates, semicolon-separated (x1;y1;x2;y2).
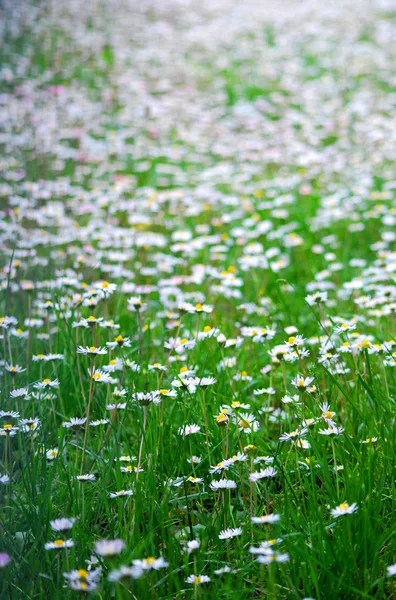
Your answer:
45;539;74;550
251;513;280;525
127;296;146;312
291;375;314;392
5;363;26;375
75;474;96;482
330;502;358;518
95;539;125;556
0;425;19;437
88;368;113;383
132;556;169;572
185;574;211;584
255;551;289;564
218;527;242;540
77;346;108;356
50;518;76;532
178;424;200;437
62;417;87;430
109;490;133;498
249;467;277;482
106;335;132;349
210;479;237;490
34;378;59;389
318;426;344;436
148;362;167;371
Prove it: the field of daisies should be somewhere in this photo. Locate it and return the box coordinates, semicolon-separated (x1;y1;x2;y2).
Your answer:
0;0;395;598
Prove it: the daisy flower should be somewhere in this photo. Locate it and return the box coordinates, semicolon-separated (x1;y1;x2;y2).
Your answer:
77;346;108;355
185;574;211;584
210;479;237;490
132;556;168;571
178;424;201;436
45;539;74;550
88;368;112;383
95;539;125;556
330;502;358;518
34;378;59;389
291;375;314;391
218;527;242;540
109;490;133;498
249;467;278;482
251;514;280;525
50;518;76;531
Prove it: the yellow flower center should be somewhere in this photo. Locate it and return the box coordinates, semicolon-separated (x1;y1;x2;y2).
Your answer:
180;338;188;344
203;326;212;332
216;413;228;424
93;373;101;380
43;379;51;383
54;539;64;547
3;424;12;430
160;389;169;394
194;576;202;584
339;503;349;511
241;370;248;377
89;347;96;352
77;569;88;578
115;335;124;343
145;557;156;566
87;316;96;321
102;281;109;289
195;303;203;310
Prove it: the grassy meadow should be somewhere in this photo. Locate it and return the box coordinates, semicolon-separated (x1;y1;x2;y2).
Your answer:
0;0;395;598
